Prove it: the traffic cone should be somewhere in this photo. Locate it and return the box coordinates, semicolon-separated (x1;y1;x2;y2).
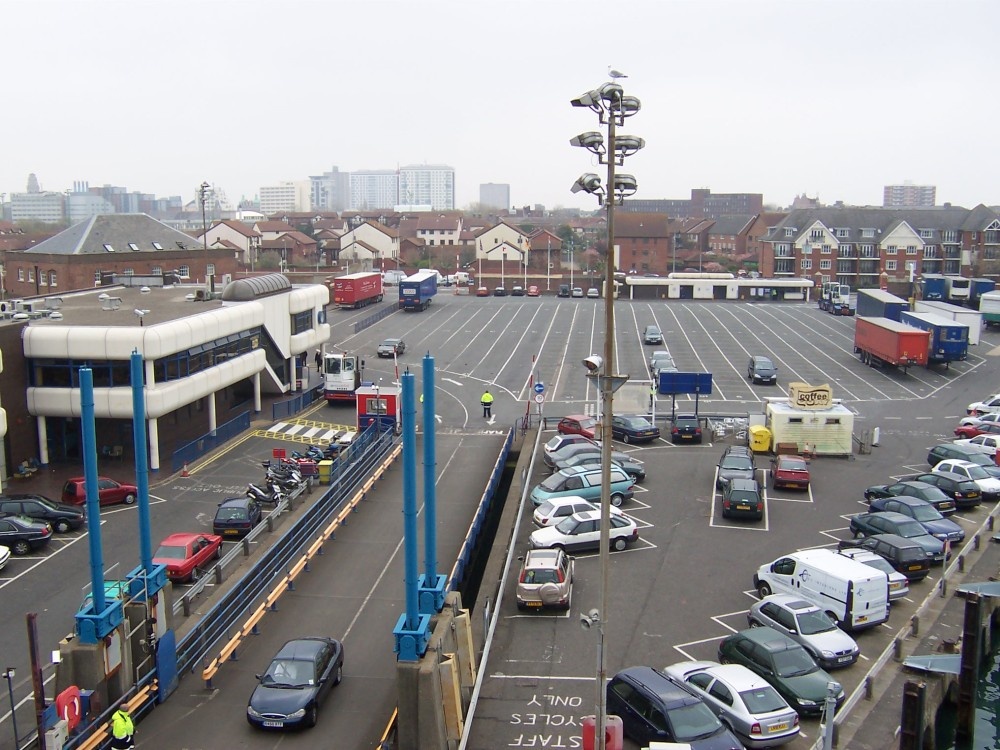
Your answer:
181;462;189;477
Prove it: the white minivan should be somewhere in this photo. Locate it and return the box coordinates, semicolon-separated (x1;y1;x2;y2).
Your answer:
753;548;889;631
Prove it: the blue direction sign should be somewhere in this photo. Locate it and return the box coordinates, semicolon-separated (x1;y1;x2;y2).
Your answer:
534;382;545;394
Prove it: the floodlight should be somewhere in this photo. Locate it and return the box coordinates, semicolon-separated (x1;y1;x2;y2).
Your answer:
582;355;604;372
570;89;601;110
613;174;638;199
613;135;645;158
569;131;605;155
598;82;623;106
571;173;603;196
618;96;641;117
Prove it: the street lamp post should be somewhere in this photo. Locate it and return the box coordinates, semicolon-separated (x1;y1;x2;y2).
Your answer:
570;77;643;750
2;667;18;748
547;237;552;292
199;182;211;251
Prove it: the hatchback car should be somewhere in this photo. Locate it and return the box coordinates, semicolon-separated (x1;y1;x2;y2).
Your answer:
556;415;597;440
61;476;138;507
493;286;508;297
526;285;540;297
152;532;223;582
0;515;54;556
849;511;945;563
747;595;859;670
958;412;1000;428
648;350;672;367
376;338;405;357
867;496;965;544
954;434;1000;456
607;666;744;749
543;433;597;458
530;465;635;507
247;637;344;730
718;627;844;716
571;287;584;298
864;480;957;514
967;393;1000;415
837;533;931;580
927;443;997;468
213;497;263;539
747;356;778;385
0;494;84;533
769;455;810;490
934;459;1000;502
528;509;638;552
643;325;664;345
516;548;574;610
662;661;800;748
476;286;489;297
671;415;703;444
586;287;600;298
903;472;982;510
557;284;571;298
836;547;910;601
532;496;625;527
717;448;756;489
611;415;660;444
550;452;646;482
511;285;525;296
543;442;627;471
721;479;764;520
953;421;1000;439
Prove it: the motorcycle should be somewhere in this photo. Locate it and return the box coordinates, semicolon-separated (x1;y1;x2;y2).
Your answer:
264;468;302;490
247;481;285;506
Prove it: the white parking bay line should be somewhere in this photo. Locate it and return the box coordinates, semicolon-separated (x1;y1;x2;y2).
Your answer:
0;532;95;590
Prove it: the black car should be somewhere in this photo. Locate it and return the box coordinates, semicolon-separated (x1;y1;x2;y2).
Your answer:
0;515;54;555
213;497;263;539
747;356;778;384
863;480;957;514
902;472;982;510
838;533;931;581
493;287;508;297
557;284;571;298
716;446;756;489
848;511;945;563
0;494;85;533
611;415;660;444
670;415;702;444
247;637;344;730
927;443;996;468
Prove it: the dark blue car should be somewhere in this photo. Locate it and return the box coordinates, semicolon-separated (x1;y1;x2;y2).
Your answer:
867;496;965;544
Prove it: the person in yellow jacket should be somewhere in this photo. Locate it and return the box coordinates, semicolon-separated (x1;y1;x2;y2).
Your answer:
111;706;135;748
481;389;494;418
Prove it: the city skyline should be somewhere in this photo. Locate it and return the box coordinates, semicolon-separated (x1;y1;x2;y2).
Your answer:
4;0;998;213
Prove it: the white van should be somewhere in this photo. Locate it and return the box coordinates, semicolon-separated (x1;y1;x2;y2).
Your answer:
753;548;889;630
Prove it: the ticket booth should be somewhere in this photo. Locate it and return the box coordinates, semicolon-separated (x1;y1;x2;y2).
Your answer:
355;384;401;433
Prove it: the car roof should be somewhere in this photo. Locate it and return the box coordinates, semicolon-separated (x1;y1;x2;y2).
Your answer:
863;511;914;523
274;637;332;660
737;626;798;650
539;496;593;509
930;471;977;484
615;667;699;707
869;533;923;549
561;414;592;422
159;532;210;545
940;459;984;469
753;356;774;364
877;495;927;507
761;593;818;611
218;497;252;509
524;548;563;568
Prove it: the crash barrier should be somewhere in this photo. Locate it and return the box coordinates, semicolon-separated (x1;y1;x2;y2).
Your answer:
171;411;252;473
353;302;395;333
271;382;324;420
808;501;1000;749
67;676;158;750
199;440;403;687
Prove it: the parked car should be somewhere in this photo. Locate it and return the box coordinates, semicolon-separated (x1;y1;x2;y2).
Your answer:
511;285;525;297
543;433;597;458
516;548;574;610
863;480;957;514
836;547;910;601
152;532;223;582
954;434;1000;456
544;442;628;471
530;465;635;507
902;472;982;510
643;325;664;345
557;284;571;298
837;533;931;581
967;394;1000;415
606;666;744;749
867;496;965;544
953;422;1000;439
721;479;764;521
769;455;810;490
493;286;507;297
0;515;54;556
247;637;344;730
933;459;1000;502
376;338;405;357
662;661;800;748
571;287;584;298
586;288;600;298
716;447;756;489
213;497;263;539
0;545;9;571
958;412;1000;428
611;415;660;444
476;286;489;297
61;476;138;507
528;509;638;552
747;594;859;670
718;627;844;716
747;356;778;384
526;285;540;297
671;415;703;444
556;415;597;440
0;493;84;533
849;512;945;563
927;443;998;469
532;496;625;527
551;451;646;482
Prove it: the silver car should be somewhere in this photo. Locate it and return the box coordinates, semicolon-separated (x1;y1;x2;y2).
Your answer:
748;594;859;670
543;443;630;472
662;661;800;748
516;548;573;610
837;547;909;601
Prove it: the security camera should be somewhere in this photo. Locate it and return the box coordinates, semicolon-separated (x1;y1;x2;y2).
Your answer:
582;355;604;373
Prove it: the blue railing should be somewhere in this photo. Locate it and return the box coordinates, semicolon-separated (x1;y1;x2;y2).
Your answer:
171;411;252;473
272;382;324;420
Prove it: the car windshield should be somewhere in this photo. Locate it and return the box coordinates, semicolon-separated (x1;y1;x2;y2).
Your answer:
772;647;818;677
216;508;247;521
896;520;927;538
154;545;187;560
780;458;807;471
554;516;581;534
739;685;788;714
721;457;752;470
622;418;651;429
910;505;943;522
578;418;597;429
860;556;896;576
262;658;314;688
536;502;556;516
666;702;722;742
795;609;836;635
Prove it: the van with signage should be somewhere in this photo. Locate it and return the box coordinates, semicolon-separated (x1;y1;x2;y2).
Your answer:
753;548;889;631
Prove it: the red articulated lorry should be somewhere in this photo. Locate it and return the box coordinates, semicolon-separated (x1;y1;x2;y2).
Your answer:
330;271;384;309
853;316;930;372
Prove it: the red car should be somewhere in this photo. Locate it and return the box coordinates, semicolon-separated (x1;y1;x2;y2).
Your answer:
770;454;811;490
153;533;223;582
476;286;490;297
526;285;540;297
557;415;597;440
61;477;138;507
954;422;1000;439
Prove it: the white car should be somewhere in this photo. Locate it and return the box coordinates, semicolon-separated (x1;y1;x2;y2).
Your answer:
967;394;1000;416
954;435;1000;457
958;412;1000;428
934;459;1000;501
528;510;638;552
648;350;671;368
532;496;625;527
747;594;860;670
0;544;9;571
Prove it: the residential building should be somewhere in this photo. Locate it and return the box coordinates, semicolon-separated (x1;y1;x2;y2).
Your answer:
615;213;670;276
259;181;311;214
198;220;263;267
338;221;400;271
350;171;399;211
706;215;754;256
310;167;351;212
416;214;462;247
399;164;455;211
883;183;936;208
480;183;510;211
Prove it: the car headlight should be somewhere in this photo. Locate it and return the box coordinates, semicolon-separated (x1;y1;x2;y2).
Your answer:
247;705;262;718
288;708;306;719
820;650;835;658
798;699;818;707
932;533;948;540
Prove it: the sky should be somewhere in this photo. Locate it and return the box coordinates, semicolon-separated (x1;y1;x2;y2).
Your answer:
4;0;998;213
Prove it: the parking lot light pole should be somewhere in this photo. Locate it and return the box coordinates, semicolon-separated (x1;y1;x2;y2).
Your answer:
2;668;17;748
570;76;642;750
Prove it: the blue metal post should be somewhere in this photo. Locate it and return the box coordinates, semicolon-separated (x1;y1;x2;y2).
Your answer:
131;352;154;574
80;368;105;614
401;372;419;629
422;355;437;582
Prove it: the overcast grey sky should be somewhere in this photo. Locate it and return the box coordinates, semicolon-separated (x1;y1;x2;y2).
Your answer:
5;0;997;212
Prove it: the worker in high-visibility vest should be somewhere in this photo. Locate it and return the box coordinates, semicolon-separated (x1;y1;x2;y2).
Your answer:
111;706;135;749
481;389;494;418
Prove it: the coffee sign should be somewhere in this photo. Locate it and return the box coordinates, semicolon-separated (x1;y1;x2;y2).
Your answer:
788;382;833;410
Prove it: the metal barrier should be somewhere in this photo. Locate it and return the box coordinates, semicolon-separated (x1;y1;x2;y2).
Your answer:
353;303;396;333
66;675;158;750
171;411;252;473
272;383;324;421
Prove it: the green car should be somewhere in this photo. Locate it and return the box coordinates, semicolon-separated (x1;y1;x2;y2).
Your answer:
718;626;844;716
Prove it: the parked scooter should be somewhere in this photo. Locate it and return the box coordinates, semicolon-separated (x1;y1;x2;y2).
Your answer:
264;467;303;490
246;481;286;506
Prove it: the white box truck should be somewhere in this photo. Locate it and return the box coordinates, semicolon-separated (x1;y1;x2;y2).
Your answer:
753;548;889;630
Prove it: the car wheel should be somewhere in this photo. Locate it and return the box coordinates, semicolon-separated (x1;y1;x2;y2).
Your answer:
623;434;631;444
757;582;772;598
334;664;343;685
612;537;627;551
852;528;860;538
123;493;137;505
54;520;71;534
748;619;762;628
306;704;318;728
610;493;624;507
719;655;731;664
214;546;222;560
12;540;31;556
191;567;201;582
517;601;528;611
